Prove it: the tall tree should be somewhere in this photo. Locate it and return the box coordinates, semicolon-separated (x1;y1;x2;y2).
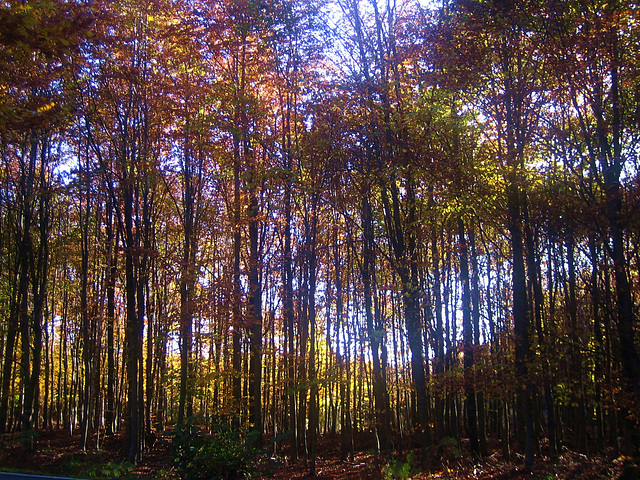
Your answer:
79;0;161;460
458;216;479;456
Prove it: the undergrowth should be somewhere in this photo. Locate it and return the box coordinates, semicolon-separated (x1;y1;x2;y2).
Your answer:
170;415;263;480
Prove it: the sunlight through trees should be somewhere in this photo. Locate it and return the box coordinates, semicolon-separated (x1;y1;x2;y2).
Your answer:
0;0;639;474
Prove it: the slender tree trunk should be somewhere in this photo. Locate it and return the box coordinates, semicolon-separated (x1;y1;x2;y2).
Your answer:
507;178;534;469
297;222;309;458
459;217;479;456
19;134;49;451
381;173;432;451
145;263;156;442
283;170;297;457
43;287;51;430
123;165;141;463
526;212;558;459
589;236;606;452
105;199;117;436
0;271;19;434
431;220;445;442
362;195;391;455
248;164;263;442
307;210;318;475
17;141;35;446
566;233;588;453
232;144;243;423
335;234;352;461
178;133;195;427
80;159;94;451
469;226;488;456
604;36;640;453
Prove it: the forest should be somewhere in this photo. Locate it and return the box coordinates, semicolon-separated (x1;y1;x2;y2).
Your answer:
0;0;639;478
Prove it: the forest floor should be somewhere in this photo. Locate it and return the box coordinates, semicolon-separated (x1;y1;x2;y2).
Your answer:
0;428;630;479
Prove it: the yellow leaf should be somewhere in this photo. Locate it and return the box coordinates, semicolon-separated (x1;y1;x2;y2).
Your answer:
37;101;55;113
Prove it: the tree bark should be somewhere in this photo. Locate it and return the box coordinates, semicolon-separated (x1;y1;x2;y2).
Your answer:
381;172;432;450
362;195;392;455
459;217;479;456
248;164;263;441
105;198;117;435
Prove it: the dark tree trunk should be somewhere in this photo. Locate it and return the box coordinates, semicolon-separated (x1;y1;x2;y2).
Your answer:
123;196;139;462
381;172;432;450
335;234;352;461
459;217;479;456
589;236;606;452
178;124;197;427
105;199;117;436
0;272;19;434
248;166;263;442
605;36;640;453
80;156;94;451
283;169;297;458
232;145;243;422
431;220;446;442
469;226;488;456
307;209;318;475
362;195;392;455
507;179;534;470
525;208;558;459
18;134;50;451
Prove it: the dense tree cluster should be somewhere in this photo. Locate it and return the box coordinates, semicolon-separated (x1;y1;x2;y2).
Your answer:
0;0;639;473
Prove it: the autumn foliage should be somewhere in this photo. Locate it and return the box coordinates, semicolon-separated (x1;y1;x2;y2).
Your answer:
0;0;639;478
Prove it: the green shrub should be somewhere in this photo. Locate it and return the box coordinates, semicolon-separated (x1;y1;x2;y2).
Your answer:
382;453;416;480
170;416;260;480
58;454;134;479
87;460;134;479
437;436;462;461
19;429;38;451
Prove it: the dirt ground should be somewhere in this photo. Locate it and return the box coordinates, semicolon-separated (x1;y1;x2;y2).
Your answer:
0;429;629;479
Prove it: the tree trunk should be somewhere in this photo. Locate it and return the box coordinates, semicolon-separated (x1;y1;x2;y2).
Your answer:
381;172;432;450
459;217;479;456
307;209;318;475
283;169;297;458
123;166;141;463
80;158;94;451
335;234;352;461
431;220;446;442
248;165;263;442
232;144;243;423
19;134;49;451
604;36;640;453
105;199;117;435
362;195;392;455
506;179;534;470
469;226;488;456
0;272;19;434
178;129;196;427
525;209;558;459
